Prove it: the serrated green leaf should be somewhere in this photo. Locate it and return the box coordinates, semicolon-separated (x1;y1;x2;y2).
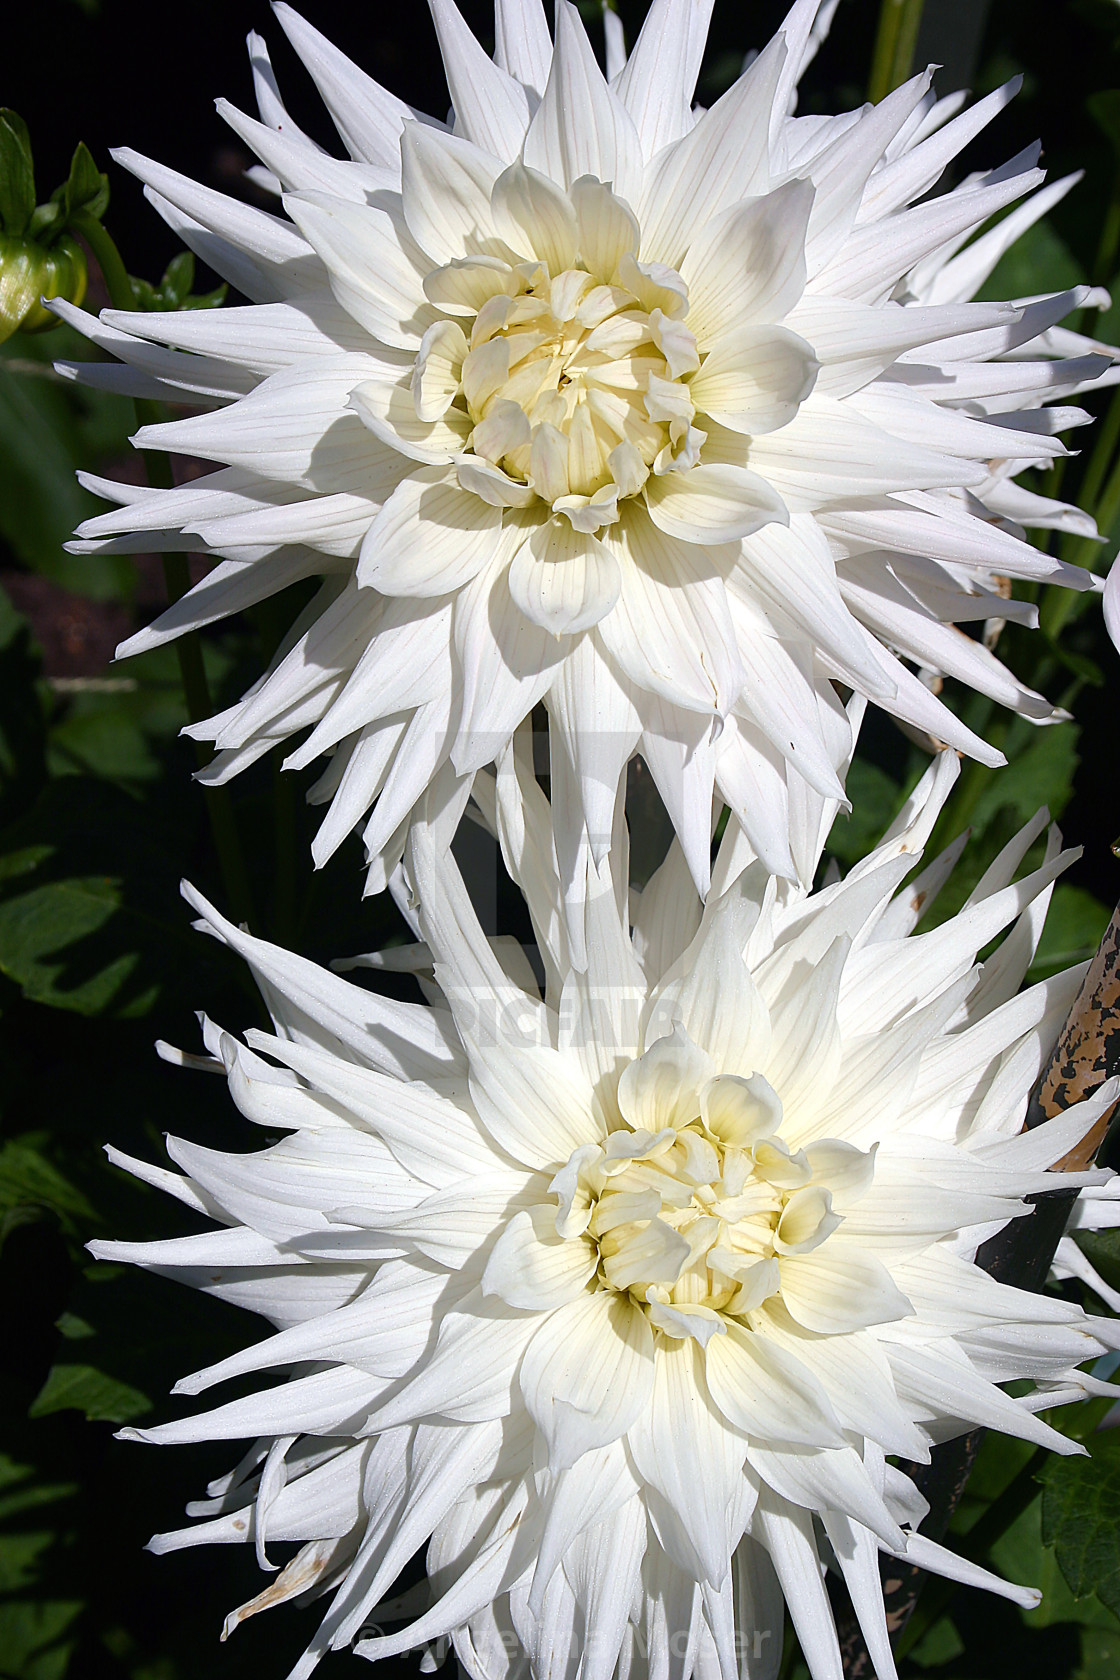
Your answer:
0;110;35;236
28;1362;151;1424
1039;1431;1120;1618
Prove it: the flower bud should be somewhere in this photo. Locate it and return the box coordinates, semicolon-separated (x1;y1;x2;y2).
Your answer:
0;232;87;340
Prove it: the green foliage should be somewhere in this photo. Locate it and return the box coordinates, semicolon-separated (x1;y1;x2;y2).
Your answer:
29;142;109;240
0;326;135;596
0;777;212;1017
0;1138;96;1246
0;111;36;237
1040;1433;1120;1619
1077;1228;1120;1294
29;1360;151;1426
128;251;226;312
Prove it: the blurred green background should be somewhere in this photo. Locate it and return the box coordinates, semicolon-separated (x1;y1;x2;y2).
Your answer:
2;2;1120;1676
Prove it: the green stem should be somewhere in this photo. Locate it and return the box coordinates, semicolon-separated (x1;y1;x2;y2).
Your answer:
72;209;255;928
69;209;136;311
867;0;926;105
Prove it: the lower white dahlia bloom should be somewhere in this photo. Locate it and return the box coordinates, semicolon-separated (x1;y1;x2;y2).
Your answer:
63;0;1112;898
97;748;1120;1680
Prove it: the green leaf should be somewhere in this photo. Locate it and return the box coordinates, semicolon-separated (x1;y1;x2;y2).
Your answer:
28;1362;151;1424
1077;1227;1120;1295
0;1138;97;1243
60;142;108;222
0;777;214;1017
825;758;905;866
0;324;135;598
1029;884;1112;979
970;719;1081;833
978;214;1086;303
159;250;193;307
0;110;36;237
1039;1430;1120;1618
129;249;227;312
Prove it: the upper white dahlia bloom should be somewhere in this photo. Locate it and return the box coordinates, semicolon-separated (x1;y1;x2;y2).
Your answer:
97;746;1120;1680
64;0;1113;899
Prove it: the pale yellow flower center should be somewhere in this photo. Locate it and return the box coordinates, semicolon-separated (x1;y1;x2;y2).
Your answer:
416;251;704;532
550;1071;848;1346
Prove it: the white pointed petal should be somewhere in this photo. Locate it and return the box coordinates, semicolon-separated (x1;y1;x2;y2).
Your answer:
618;1023;712;1127
898;1532;1042;1610
689;325;819;435
273;3;419;167
547;635;642;867
481;1205;598;1309
508;522;622;635
519;1290;655;1469
747;1444;905;1550
522;2;643;201
680;180;813;346
626;1338;745;1585
813;162;1045;305
638;35;785;268
645;463;789;545
113;147;313;268
179;881;462;1080
428;0;533;157
357;470;501;595
705;1321;846;1447
598;508;744;713
614;0;714;156
529;1441;641;1615
350;376;473;464
493;0;553;92
491;160;580;273
468;1036;605;1171
122;1365;385;1444
451;546;571;774
216;99;390;201
751;1492;843;1680
400;122;505;266
283;194;436;349
778;1249;913;1334
649;893;772;1074
364;1289;539;1426
570;177;641;281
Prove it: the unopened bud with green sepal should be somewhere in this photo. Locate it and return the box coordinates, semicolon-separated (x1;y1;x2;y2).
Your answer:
0;116;106;340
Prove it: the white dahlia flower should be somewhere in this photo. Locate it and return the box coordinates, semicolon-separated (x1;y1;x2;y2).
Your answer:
64;0;1112;898
96;747;1120;1680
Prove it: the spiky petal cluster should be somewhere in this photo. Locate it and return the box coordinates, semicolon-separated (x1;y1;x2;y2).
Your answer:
96;748;1120;1680
62;0;1114;902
